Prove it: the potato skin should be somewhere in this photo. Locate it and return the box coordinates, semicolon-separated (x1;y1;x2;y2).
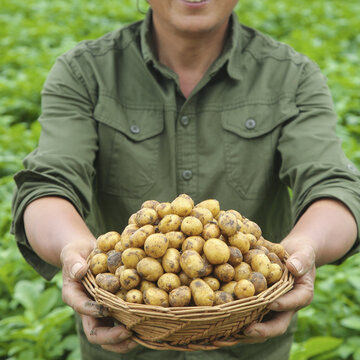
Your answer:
157;273;181;292
203;276;220;291
220;281;237;295
228;246;243;267
214;263;235;283
203;238;230;265
267;263;283;285
158;214;182;233
136;257;164;282
143;287;169;307
218;212;238;237
213;291;234;305
141;200;160;210
119;268;141;290
249;272;267;294
144;233;169;258
135;208;158;227
202;222;221;240
181;236;205;254
96;273;121;293
129;225;155;248
181;216;203;236
171;196;193;217
196;199;220;218
234;279;255;299
166;231;186;249
169;286;192;307
180;250;207;278
191;207;213;225
107;251;123;273
121;248;146;269
97;231;121;252
251;253;271;278
90;253;108;275
190;278;214;306
162;248;181;273
228;232;250;254
126;289;143;304
234;262;252;281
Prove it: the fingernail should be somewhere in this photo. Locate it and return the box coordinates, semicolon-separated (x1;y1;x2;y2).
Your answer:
269;301;279;311
289;258;303;275
71;262;83;279
244;329;260;337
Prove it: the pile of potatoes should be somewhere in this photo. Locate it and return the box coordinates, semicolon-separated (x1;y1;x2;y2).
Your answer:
89;194;287;307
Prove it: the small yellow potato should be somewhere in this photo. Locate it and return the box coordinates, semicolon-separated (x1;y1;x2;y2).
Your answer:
267;263;283;285
256;237;275;252
155;202;172;218
178;271;192;286
190;278;214;306
139;280;157;293
136;257;164;282
107;251;123;273
227;209;244;221
115;288;128;301
181;216;203;236
169;286;192;307
120;268;141;290
121;224;139;249
245;234;257;248
96;231;121;252
181;236;205;253
114;240;124;252
166;231;186;249
237;220;251;234
121;248;146;269
202;222;221;240
144;233;169;258
143;287;169;307
234;262;252;281
213;291;234;305
218;212;238;237
251;253;271;278
128;213;137;225
228;232;250;254
267;252;284;269
249;272;268;294
141;199;160;210
171;196;193;217
247;221;262;239
214;263;235;283
203;276;220;291
201;254;214;276
157;273;181;292
135;208;158;227
89;253;108;275
162;248;181;273
228;246;243;267
129;224;155;248
126;289;143;304
203;238;230;265
254;245;269;255
158;214;182;233
114;265;126;279
215;210;225;221
243;249;264;265
190;207;213;225
180;250;207;278
234;279;255;299
96;273;121;293
196;199;220;218
220;281;237;295
271;243;286;261
89;247;102;258
178;193;195;207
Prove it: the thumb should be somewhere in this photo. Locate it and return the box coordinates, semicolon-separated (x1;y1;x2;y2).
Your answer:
60;244;90;280
286;244;315;277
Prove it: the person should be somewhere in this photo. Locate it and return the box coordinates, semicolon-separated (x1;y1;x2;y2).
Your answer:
11;1;360;359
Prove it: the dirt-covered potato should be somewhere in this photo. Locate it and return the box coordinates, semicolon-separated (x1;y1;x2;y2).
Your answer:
156;202;172;218
246;221;262;239
114;240;124;252
107;251;123;273
162;248;181;273
254;245;270;255
141;200;160;210
96;231;121;252
267;263;283;285
243;249;264;265
267;252;284;269
96;273;121;293
180;250;207;278
128;224;155;248
228;246;243;267
120;268;141;290
234;262;252;281
143;287;169;307
201;253;214;276
245;234;257;248
213;290;234;305
171;196;193;217
115;288;128;301
136;257;164;282
218;212;238;237
203;276;220;291
158;214;182;233
126;289;143;304
121;248;146;269
90;253;108;275
169;286;192;307
202;222;221;240
249;272;267;294
135;208;158;227
181;216;203;236
157;273;181;292
228;232;250;254
234;279;255;299
181;236;205;253
178;271;192;286
144;233;169;258
114;265;125;279
128;213;137;225
220;281;237;295
190;207;213;225
227;209;244;221
196;199;220;218
190;278;214;306
179;193;195;207
121;224;139;249
214;263;235;283
203;238;230;265
271;243;286;261
251;253;271;278
165;231;186;249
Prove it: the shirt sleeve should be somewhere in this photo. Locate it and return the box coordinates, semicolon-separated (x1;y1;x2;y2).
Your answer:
278;59;360;263
11;53;98;280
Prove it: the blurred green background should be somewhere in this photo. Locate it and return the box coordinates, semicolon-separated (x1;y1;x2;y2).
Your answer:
0;1;359;359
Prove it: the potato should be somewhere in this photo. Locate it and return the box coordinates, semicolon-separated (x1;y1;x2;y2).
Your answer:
178;193;195;207
234;262;252;281
243;249;264;265
120;268;141;290
201;254;214;276
256;237;275;252
158;214;182;233
125;289;143;304
162;248;181;273
271;243;286;261
89;253;108;275
121;224;139;249
218;212;238;237
213;291;234;305
190;278;214;306
107;251;123;273
96;273;120;293
237;220;251;234
181;236;205;253
115;288;128;301
228;232;250;254
247;221;262;239
254;245;270;255
202;222;221;240
90;247;103;257
191;207;213;225
215;210;225;221
144;233;169;258
96;231;121;252
129;224;155;248
114;240;124;252
135;208;158;227
121;248;146;268
234;279;255;299
227;209;244;221
169;286;192;307
143;287;169;307
203;276;220;291
165;231;186;249
181;216;203;236
128;213;137;225
114;265;126;279
267;263;283;285
138;280;156;293
245;234;257;248
180;250;207;278
155;202;172;218
267;252;284;269
196;199;220;218
214;263;235;283
178;271;192;286
203;238;230;265
251;253;271;278
136;257;164;282
157;273;181;292
249;272;267;294
171;196;193;217
228;246;243;267
220;281;237;295
141;200;160;210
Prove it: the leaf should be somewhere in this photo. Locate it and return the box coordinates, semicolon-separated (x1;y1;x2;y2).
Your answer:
13;280;43;312
340;317;360;330
34;286;61;318
302;337;343;358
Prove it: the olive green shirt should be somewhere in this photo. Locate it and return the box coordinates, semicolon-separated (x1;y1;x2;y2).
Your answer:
11;10;360;360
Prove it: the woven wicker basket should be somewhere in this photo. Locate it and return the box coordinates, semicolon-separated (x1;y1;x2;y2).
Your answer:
82;264;294;351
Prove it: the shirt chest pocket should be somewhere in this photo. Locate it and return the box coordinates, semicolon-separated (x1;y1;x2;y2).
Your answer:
94;96;164;198
221;98;298;199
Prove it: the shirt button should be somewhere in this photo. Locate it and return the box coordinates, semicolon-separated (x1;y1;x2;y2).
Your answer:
245;118;256;130
130;125;140;134
180;115;190;126
347;163;357;172
182;170;193;180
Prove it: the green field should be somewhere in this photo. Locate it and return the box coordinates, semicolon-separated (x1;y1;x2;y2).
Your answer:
1;1;359;359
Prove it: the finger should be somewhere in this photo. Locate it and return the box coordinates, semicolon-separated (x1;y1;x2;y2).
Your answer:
284;243;315;277
82;315;132;345
60;245;91;280
102;339;139;354
243;311;295;338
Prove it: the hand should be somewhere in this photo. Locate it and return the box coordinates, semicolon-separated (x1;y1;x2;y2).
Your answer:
60;241;138;353
242;238;316;343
